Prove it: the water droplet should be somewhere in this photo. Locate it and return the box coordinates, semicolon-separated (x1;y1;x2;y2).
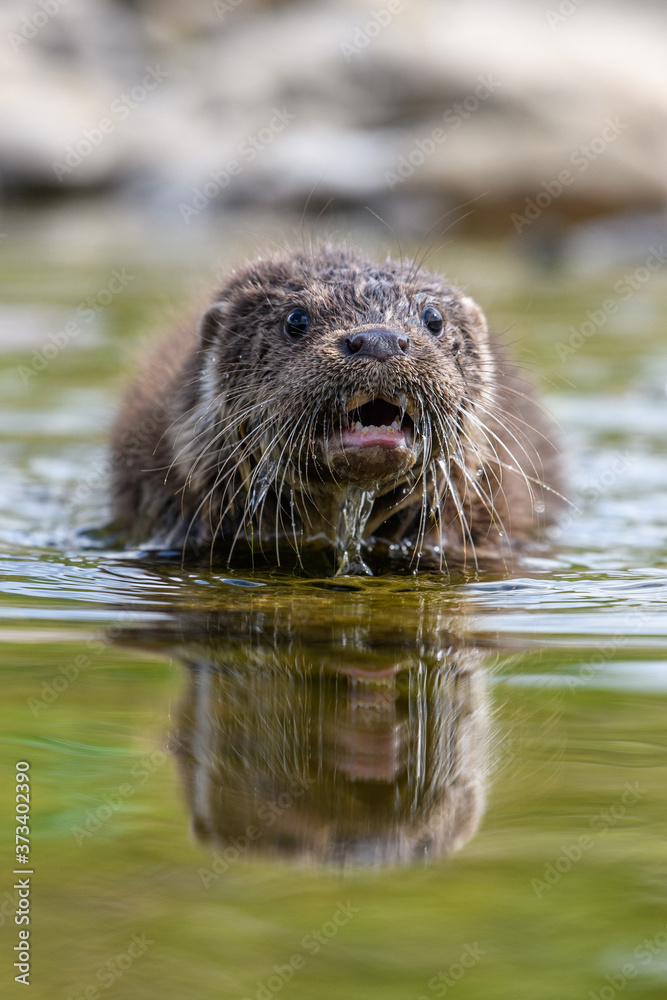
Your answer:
335;486;375;576
248;461;277;517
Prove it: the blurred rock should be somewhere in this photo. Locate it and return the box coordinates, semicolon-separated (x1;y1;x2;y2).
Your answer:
2;0;667;233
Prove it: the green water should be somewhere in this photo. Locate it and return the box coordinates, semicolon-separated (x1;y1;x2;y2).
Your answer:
1;227;667;999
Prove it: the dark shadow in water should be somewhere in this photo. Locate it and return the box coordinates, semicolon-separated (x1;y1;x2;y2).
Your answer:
114;581;492;867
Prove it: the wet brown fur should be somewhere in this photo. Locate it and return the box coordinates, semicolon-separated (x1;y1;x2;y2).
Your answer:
110;246;561;572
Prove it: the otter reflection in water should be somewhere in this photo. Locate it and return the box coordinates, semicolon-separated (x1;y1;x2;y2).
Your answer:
145;591;492;868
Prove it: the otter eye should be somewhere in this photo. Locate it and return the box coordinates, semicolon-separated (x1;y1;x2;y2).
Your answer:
284;309;310;340
422;306;444;336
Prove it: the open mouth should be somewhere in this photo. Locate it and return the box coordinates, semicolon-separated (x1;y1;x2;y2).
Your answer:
340;395;415;450
318;394;419;487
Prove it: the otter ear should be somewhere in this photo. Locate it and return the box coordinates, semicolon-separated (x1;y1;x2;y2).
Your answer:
198;300;231;347
458;294;488;336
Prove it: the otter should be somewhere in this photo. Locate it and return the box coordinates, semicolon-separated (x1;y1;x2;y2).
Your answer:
110;246;561;573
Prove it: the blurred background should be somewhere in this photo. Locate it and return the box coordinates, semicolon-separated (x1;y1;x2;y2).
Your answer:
2;0;667;263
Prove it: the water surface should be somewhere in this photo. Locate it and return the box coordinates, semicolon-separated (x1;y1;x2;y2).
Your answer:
1;227;666;999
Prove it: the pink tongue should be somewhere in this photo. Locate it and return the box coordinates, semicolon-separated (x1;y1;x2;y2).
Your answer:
341;426;408;449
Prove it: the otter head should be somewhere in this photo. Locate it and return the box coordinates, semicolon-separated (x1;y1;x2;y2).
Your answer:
195;247;495;510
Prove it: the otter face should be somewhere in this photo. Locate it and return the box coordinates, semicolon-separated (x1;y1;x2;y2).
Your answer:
197;248;495;498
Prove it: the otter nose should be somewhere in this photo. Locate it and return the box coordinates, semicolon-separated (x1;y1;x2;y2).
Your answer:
343;329;411;360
